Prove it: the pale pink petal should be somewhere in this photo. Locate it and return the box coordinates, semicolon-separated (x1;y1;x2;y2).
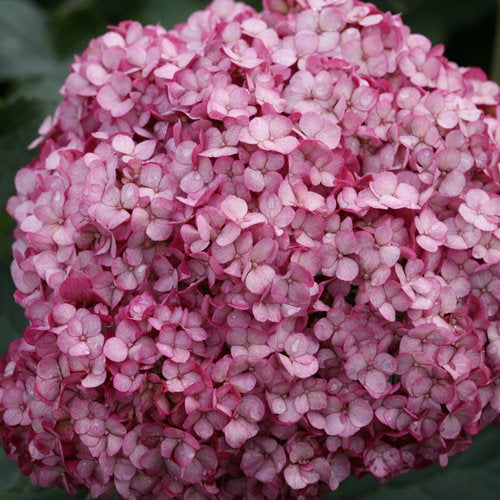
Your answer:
246;265;276;294
104;337;129;362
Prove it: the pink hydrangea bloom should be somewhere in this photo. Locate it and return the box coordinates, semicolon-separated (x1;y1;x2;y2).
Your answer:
1;1;499;499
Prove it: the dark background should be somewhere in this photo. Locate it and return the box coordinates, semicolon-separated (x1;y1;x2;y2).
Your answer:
0;0;498;498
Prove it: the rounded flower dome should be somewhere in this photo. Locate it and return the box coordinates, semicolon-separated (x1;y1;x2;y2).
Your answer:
1;0;499;498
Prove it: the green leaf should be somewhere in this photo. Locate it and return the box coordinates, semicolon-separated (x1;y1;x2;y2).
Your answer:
49;0;142;58
10;69;67;115
372;0;497;47
0;449;123;499
0;270;26;354
0;97;47;207
0;0;58;79
1;467;87;500
0;450;19;491
141;0;214;29
0;97;43;353
325;426;500;499
243;0;261;9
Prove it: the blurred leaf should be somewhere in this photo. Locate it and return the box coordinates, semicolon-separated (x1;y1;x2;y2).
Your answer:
0;450;19;491
0;0;58;78
0;261;26;354
141;0;211;29
243;0;261;9
50;0;105;57
0;97;46;206
372;0;497;52
0;96;42;351
326;426;500;499
1;468;88;500
10;69;67;115
0;449;122;500
49;0;143;58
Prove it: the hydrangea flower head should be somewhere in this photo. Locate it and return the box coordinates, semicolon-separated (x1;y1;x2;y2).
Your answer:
1;0;499;498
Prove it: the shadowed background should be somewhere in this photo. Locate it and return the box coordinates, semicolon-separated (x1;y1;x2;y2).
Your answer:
0;1;498;498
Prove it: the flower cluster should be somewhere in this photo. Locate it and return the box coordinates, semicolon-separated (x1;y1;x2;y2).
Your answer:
1;0;499;498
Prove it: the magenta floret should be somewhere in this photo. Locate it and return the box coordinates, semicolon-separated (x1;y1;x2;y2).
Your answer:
1;0;499;498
